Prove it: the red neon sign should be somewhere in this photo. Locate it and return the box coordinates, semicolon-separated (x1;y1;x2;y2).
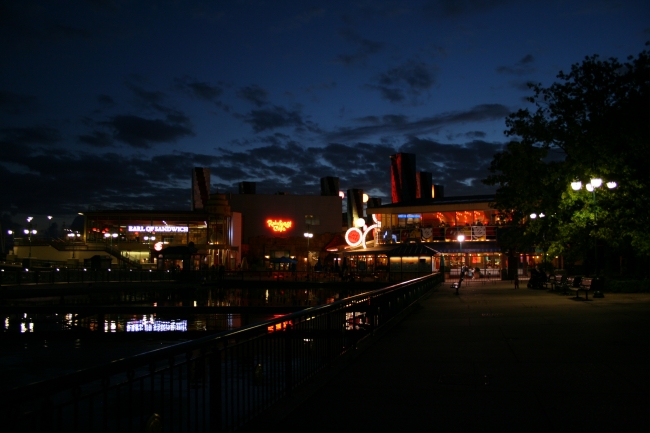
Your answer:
267;219;293;232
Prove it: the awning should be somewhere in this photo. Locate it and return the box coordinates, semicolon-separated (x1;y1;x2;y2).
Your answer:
325;233;350;252
386;243;440;257
342;245;396;256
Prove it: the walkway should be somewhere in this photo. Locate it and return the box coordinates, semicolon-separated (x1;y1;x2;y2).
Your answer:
249;280;650;432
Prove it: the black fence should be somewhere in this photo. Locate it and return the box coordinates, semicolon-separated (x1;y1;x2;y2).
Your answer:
0;273;442;432
0;267;440;286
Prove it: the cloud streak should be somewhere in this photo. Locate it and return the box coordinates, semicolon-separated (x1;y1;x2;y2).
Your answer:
329;104;510;142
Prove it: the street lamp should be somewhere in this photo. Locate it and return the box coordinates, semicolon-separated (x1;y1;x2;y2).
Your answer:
304;232;313;272
457;233;465;270
68;231;80;258
23;228;37;258
571;177;618;276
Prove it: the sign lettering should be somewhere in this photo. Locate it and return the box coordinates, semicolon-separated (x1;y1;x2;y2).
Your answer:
128;225;189;233
267;219;292;232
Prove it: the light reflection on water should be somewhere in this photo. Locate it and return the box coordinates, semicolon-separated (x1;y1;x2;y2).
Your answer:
2;313;247;333
2;285;363;334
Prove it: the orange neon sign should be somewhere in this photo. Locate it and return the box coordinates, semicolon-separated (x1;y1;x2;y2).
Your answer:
267;219;293;232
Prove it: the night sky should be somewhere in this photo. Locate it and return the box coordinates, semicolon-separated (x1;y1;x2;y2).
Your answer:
1;0;648;231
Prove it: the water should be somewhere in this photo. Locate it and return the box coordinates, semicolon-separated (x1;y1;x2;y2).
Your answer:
0;283;365;389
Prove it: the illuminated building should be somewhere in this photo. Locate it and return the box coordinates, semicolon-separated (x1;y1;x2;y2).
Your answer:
341;153;507;278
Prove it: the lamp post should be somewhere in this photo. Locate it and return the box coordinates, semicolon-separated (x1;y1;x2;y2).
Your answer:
457;233;465;271
304;232;313;273
571;177;617;276
23;228;37;258
68;231;80;258
6;230;14;255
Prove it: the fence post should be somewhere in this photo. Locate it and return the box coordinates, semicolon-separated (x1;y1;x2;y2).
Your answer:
284;323;293;395
209;350;222;433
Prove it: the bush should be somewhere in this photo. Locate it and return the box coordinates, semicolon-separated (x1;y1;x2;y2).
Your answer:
604;278;650;293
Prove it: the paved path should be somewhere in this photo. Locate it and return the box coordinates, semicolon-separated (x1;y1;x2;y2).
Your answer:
265;280;650;432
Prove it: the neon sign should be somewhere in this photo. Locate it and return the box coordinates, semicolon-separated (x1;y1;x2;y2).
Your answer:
128;225;188;233
267;219;292;232
346;214;380;248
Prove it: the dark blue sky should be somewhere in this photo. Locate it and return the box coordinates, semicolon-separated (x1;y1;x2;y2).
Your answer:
1;0;648;230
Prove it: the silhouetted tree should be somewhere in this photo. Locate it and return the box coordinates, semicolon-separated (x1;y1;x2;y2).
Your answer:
485;46;650;275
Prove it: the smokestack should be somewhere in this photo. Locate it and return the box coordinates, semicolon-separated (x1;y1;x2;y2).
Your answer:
320;177;340;196
366;197;382;216
390;153;416;203
192;167;210;210
416;172;432;199
346;189;364;228
239;182;256;194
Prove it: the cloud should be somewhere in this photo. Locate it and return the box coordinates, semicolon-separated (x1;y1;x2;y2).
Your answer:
97;94;115;105
0;90;37;115
77;131;114;148
423;0;514;18
462;131;487;139
126;81;167;108
103;114;194;148
330;103;510;142
496;54;536;75
46;23;93;40
270;6;326;32
0;126;61;148
400;136;505;195
368;60;437;103
237;85;269;107
334;28;386;66
242;105;318;133
175;77;224;102
509;80;535;91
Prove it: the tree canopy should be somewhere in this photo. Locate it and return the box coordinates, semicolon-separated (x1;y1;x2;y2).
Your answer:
484;46;650;274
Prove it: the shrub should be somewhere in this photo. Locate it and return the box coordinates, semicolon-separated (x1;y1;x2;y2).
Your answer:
605;279;650;293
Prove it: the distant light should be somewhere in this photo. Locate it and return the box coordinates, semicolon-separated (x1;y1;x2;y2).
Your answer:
571;181;582;191
362;193;369;203
47;216;53;220
339;191;345;199
590;178;602;188
457;234;465;242
586;184;594;192
606;181;617;189
530;213;537;219
539;213;545;218
355;218;366;228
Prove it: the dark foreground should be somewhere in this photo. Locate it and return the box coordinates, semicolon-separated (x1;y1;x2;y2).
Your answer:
252;280;650;432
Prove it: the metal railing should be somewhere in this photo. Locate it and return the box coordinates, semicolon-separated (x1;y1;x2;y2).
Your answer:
0;273;442;432
0;268;439;286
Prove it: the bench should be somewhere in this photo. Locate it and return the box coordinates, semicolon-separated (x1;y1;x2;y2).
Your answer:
559;276;580;295
575;277;597;300
548;274;566;292
544;274;558;290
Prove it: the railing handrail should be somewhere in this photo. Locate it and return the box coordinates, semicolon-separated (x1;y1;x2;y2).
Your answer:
2;273;438;398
